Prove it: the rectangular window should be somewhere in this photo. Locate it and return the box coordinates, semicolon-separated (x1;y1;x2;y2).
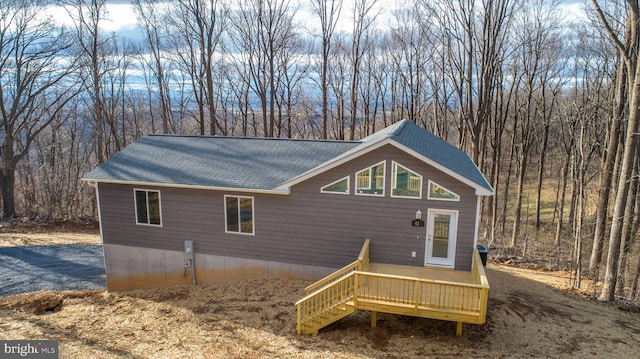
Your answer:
391;161;422;198
225;195;254;235
134;189;162;226
356;161;385;196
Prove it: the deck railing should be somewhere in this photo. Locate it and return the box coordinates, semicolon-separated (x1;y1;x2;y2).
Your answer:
304;239;370;294
355;271;486;320
296;245;489;335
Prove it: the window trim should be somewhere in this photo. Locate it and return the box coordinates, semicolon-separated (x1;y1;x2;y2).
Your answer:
427;180;460;201
321;176;350;195
133;189;163;227
355;160;386;197
224;195;255;236
391;161;423;199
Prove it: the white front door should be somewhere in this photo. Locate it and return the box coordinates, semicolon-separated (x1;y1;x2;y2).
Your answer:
425;209;458;268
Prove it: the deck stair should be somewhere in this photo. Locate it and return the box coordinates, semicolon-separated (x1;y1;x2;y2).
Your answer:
296;273;358;335
295;239;490;336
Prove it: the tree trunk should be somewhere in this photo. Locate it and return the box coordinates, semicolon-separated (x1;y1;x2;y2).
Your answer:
0;169;16;219
554;153;570;246
599;45;640;302
511;154;527;247
590;60;625;270
535;123;550;230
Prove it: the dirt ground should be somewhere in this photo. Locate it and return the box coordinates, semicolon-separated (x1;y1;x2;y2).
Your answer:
0;219;100;247
1;230;639;358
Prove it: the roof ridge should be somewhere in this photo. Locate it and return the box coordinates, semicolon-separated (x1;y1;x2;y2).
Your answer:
145;133;361;144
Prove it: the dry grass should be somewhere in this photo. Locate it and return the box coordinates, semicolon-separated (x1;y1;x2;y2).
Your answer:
0;219;100;247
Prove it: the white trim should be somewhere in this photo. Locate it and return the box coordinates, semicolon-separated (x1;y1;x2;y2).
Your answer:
81;178;290;195
277;138;494;196
133;188;163;227
320;176;350;195
95;184;108;277
224;195;255;236
474;196;481;248
427;180;460;201
390;161;423;199
425;209;458;268
355;160;386;197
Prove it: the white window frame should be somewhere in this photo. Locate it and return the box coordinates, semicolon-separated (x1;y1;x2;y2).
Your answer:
391;161;423;199
321;176;350;195
427;180;460;201
133;189;163;227
224;195;255;235
355;160;386;197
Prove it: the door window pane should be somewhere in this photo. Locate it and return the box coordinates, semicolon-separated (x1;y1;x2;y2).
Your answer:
432;214;450;258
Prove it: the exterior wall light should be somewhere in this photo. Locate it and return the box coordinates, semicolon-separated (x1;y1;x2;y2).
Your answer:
416;209;422;220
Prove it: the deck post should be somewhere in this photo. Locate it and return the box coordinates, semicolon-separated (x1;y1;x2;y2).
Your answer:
456;322;463;336
370;311;377;328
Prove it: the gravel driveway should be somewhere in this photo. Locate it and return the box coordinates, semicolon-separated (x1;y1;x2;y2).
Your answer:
0;244;105;296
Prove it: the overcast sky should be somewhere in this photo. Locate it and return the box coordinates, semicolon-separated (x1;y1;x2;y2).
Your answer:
47;0;588;41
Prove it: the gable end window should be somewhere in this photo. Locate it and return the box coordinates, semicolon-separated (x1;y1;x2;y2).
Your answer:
428;180;460;201
225;195;254;235
134;189;162;226
321;176;350;194
356;161;385;196
391;161;422;198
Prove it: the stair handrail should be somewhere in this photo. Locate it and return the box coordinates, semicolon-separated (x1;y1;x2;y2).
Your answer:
295;271;357;334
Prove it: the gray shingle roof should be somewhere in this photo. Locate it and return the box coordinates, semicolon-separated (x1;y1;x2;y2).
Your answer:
378;120;493;193
83;136;360;191
84;120;493;194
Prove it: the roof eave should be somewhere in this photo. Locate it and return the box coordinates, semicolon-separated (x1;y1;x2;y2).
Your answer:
81;177;291;195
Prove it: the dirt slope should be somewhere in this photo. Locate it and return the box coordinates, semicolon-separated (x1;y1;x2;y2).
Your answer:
1;263;639;358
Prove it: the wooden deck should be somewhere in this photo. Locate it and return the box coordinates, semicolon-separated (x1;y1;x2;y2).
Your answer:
295;239;490;336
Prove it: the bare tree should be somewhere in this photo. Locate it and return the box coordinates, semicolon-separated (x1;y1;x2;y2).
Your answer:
509;0;564;249
66;0;111;163
589;2;627;271
165;0;226;135
422;0;519;163
347;0;381;139
0;0;80;218
309;0;342;139
229;0;298;137
591;0;640;301
132;0;175;134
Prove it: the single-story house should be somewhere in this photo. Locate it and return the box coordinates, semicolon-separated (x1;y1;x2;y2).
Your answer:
84;119;493;291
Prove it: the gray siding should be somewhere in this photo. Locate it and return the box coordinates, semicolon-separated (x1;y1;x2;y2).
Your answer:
98;144;480;272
